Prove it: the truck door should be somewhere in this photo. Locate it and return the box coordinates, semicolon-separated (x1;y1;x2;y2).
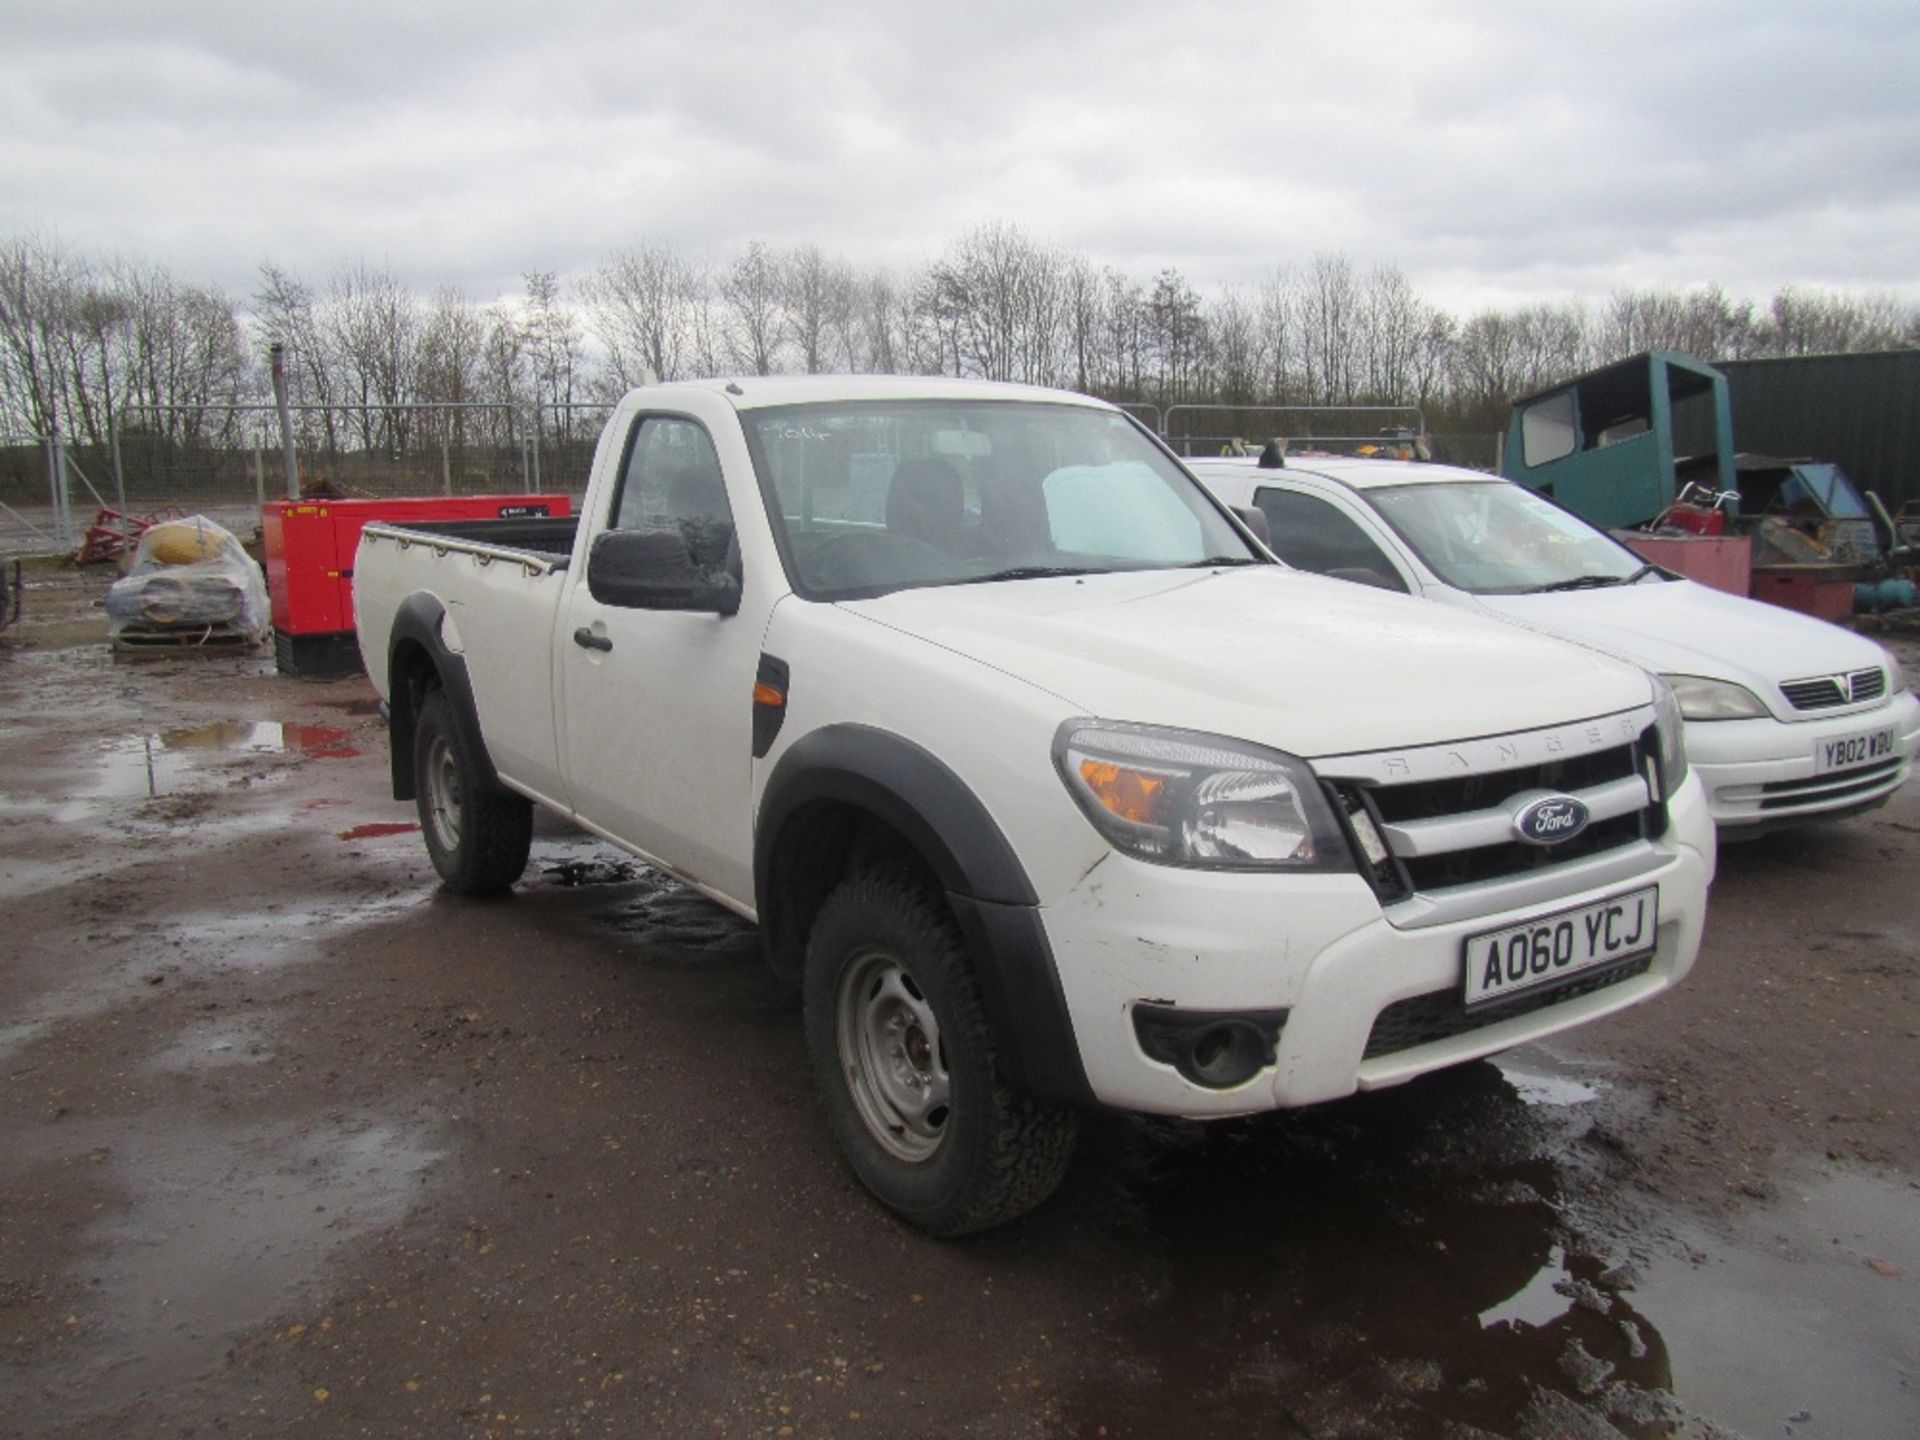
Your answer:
560;412;761;904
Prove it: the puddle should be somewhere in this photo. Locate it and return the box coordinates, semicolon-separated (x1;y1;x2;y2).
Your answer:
157;721;358;757
542;856;639;886
339;822;420;841
24;723;362;824
143;1016;277;1074
315;695;382;717
525;835;645;890
1629;1168;1920;1437
53;1116;440;1416
598;868;758;957
0;890;433;1059
1494;1052;1606;1107
1041;1061;1917;1438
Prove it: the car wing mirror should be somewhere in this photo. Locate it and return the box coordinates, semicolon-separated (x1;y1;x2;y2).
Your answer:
587;528;741;615
1232;505;1272;548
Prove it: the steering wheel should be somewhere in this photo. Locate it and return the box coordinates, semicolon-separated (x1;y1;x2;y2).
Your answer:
802;531;950;590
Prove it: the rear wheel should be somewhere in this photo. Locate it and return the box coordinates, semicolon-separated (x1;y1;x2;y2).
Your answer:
413;687;532;894
802;866;1078;1235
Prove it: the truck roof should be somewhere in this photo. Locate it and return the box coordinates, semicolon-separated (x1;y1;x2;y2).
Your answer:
641;375;1115;411
1190;455;1493;491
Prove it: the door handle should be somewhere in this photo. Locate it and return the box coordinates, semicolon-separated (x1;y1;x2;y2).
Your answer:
572;627;612;652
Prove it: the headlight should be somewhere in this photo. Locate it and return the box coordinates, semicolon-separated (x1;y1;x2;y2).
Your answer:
1889;651;1910;696
1054;721;1351;871
1649;676;1690;800
1661;673;1769;721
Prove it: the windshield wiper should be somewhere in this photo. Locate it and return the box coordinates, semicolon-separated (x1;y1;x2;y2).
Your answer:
964;565;1105;584
1179;555;1267;569
1529;565;1656;593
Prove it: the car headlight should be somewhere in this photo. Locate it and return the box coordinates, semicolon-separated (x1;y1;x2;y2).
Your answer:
1661;673;1769;721
1889;651;1910;696
1054;721;1351;871
1649;676;1690;800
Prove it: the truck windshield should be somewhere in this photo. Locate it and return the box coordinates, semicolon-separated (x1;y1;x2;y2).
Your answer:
742;400;1258;598
1366;481;1657;595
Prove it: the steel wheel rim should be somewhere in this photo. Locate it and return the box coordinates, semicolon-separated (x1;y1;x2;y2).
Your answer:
425;733;463;852
835;950;951;1163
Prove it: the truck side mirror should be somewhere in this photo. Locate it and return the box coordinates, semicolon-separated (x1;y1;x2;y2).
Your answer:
587;528;741;615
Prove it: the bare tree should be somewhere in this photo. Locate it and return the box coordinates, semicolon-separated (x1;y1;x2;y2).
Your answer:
1146;268;1207;404
521;270;583;442
782;244;856;374
1297;253;1361;405
583;243;694;386
1255;267;1298;404
1759;285;1912;357
721;241;785;376
0;233;77;435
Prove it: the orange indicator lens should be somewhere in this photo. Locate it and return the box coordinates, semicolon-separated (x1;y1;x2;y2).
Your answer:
1079;760;1165;825
752;681;786;708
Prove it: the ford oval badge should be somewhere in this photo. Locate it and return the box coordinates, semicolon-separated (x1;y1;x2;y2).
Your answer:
1513;794;1590;846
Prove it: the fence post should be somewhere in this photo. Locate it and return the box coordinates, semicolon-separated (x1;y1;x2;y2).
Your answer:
270;344;299;499
254;446;266;506
110;417;128;510
49;430;73;551
441;437;452;497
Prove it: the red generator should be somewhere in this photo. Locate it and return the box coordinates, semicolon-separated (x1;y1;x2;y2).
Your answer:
262;494;574;675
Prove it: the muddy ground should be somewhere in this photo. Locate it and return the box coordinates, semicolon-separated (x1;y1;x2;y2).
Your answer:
2;568;1916;1440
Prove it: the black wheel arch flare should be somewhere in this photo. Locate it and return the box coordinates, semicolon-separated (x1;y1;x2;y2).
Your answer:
385;592;503;802
756;723;1095;1106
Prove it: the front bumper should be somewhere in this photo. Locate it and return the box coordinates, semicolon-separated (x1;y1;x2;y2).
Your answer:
1038;775;1714;1117
1687;690;1920;829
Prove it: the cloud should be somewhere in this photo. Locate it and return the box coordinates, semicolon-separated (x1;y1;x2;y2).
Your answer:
1;0;1916;312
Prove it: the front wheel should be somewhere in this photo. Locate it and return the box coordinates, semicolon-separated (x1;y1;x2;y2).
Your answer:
802;867;1078;1235
413;687;532;894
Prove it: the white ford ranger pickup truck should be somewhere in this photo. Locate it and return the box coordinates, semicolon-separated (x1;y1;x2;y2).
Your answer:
354;377;1714;1235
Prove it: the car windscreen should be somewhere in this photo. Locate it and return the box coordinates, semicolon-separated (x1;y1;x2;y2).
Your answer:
1365;481;1654;594
742;400;1259;598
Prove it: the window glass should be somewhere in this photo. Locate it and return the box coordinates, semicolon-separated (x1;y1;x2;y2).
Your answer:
1520;390;1577;467
1253;488;1406;590
742;401;1255;597
1367;481;1651;594
611;416;735;571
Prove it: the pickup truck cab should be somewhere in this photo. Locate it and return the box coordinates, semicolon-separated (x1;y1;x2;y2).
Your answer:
1188;453;1919;832
355;377;1714;1234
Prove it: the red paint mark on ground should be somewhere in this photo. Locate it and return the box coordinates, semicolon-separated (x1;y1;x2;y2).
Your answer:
338;823;420;841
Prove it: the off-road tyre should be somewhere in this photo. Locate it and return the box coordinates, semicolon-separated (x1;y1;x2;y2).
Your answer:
413;687;533;894
802;865;1078;1236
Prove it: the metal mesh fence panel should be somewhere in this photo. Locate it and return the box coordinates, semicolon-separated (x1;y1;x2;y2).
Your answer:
111;404;547;538
0;435;59;557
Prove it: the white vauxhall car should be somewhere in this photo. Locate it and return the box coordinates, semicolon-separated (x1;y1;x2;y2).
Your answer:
1189;454;1920;834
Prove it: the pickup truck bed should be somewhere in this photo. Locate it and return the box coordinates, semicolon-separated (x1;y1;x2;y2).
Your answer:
382;515;579;561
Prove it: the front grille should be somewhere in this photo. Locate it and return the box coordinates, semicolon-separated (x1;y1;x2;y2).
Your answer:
1781;667;1884;711
1366;745;1638;824
1398;811;1646;891
1758;758;1903;810
1344;739;1656;905
1362;954;1654;1060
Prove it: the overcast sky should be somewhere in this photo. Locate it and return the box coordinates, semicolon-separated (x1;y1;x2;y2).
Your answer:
4;0;1917;312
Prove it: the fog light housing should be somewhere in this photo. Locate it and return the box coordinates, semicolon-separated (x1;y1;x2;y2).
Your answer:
1132;1004;1289;1089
